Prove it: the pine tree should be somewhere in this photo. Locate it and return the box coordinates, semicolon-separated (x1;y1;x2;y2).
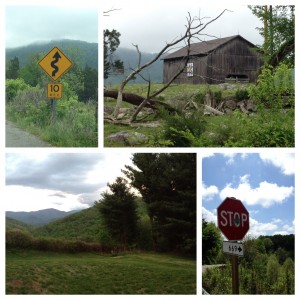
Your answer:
123;153;196;256
95;177;138;250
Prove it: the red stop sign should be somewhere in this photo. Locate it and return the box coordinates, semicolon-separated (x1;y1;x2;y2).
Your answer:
217;197;249;241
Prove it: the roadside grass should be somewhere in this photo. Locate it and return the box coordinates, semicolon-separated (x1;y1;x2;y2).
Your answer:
6;98;97;147
6;250;196;295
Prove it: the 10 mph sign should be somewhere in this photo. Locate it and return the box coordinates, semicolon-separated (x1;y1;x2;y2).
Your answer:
217;197;249;241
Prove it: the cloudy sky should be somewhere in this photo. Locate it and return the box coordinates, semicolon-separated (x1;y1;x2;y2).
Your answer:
5;4;98;48
104;0;265;53
5;152;133;212
202;153;295;238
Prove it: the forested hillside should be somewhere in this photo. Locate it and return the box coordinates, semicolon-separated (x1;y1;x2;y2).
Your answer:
6;39;98;69
6;209;80;226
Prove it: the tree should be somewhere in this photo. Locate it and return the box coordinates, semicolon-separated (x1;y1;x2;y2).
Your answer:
248;5;295;66
79;66;98;102
202;219;222;264
95;177;138;249
104;29;124;79
123;153;196;256
6;56;20;79
19;53;44;86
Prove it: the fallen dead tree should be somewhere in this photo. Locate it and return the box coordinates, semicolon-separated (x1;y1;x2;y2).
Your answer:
104;89;179;113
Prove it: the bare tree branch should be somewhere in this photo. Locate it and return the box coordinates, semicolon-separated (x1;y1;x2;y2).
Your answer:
103;8;122;16
111;9;230;119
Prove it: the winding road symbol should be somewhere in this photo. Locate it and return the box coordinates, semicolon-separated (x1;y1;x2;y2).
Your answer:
51;51;62;77
38;47;73;81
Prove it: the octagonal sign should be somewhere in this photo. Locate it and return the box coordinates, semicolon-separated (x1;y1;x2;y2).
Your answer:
217;197;249;241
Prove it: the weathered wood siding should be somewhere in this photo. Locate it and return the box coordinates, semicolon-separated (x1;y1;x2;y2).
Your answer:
163;36;263;84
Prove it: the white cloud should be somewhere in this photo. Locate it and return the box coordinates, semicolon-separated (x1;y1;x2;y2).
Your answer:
202;183;219;201
249;217;278;237
5;186;90;212
259;153;295;175
220;175;294;208
222;153;236;165
241;153;248;159
202;207;217;225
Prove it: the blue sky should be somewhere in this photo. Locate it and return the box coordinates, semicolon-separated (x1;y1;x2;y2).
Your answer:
202;153;295;238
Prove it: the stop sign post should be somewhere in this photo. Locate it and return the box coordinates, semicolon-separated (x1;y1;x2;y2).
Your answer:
217;197;249;295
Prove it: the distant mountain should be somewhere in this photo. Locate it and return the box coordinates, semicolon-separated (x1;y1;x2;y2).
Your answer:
104;47;164;85
6;208;80;226
6;39;98;70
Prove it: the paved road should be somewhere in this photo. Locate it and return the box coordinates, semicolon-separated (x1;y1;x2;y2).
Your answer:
6;121;52;147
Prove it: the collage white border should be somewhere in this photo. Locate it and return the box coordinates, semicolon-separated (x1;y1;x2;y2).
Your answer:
0;0;298;299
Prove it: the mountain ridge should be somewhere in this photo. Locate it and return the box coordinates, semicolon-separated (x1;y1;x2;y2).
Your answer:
6;208;81;226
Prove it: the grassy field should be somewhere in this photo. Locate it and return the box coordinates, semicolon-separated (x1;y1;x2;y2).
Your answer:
6;250;196;294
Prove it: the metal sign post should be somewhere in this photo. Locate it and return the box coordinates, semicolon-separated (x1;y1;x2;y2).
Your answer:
38;47;72;125
217;197;250;295
232;255;239;294
51;98;56;124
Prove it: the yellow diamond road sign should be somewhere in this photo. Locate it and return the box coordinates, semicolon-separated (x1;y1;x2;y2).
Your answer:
38;47;73;81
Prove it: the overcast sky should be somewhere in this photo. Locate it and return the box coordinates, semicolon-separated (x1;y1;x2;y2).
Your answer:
104;0;265;53
5;5;98;48
202;153;295;238
5;152;133;212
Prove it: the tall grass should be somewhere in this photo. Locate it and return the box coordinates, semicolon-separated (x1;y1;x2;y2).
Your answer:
6;84;97;147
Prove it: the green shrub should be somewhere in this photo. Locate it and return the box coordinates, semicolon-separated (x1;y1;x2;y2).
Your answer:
162;109;207;147
6;230;33;249
249;63;294;108
213;90;222;104
5;78;30;102
235;89;249;101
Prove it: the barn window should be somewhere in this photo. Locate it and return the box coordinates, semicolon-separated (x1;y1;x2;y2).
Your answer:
187;62;193;77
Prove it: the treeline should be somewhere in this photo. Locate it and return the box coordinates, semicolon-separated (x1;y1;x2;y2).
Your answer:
202;219;295;294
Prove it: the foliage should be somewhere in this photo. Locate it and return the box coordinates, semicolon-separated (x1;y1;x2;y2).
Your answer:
249;63;294;108
95;177;139;249
235;88;249;101
203;234;295;294
34;206;105;243
6;56;20;79
6;79;98;147
248;5;295;65
161;109;207;147
104;29;124;79
123;153;196;257
5;78;30;102
202;219;222;264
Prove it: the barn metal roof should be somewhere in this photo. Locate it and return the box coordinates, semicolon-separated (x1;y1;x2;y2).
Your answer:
163;35;256;60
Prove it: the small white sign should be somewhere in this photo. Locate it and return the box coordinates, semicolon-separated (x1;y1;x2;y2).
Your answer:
223;241;244;257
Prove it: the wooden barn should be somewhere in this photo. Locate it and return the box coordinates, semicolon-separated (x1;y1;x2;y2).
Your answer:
163;35;263;84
